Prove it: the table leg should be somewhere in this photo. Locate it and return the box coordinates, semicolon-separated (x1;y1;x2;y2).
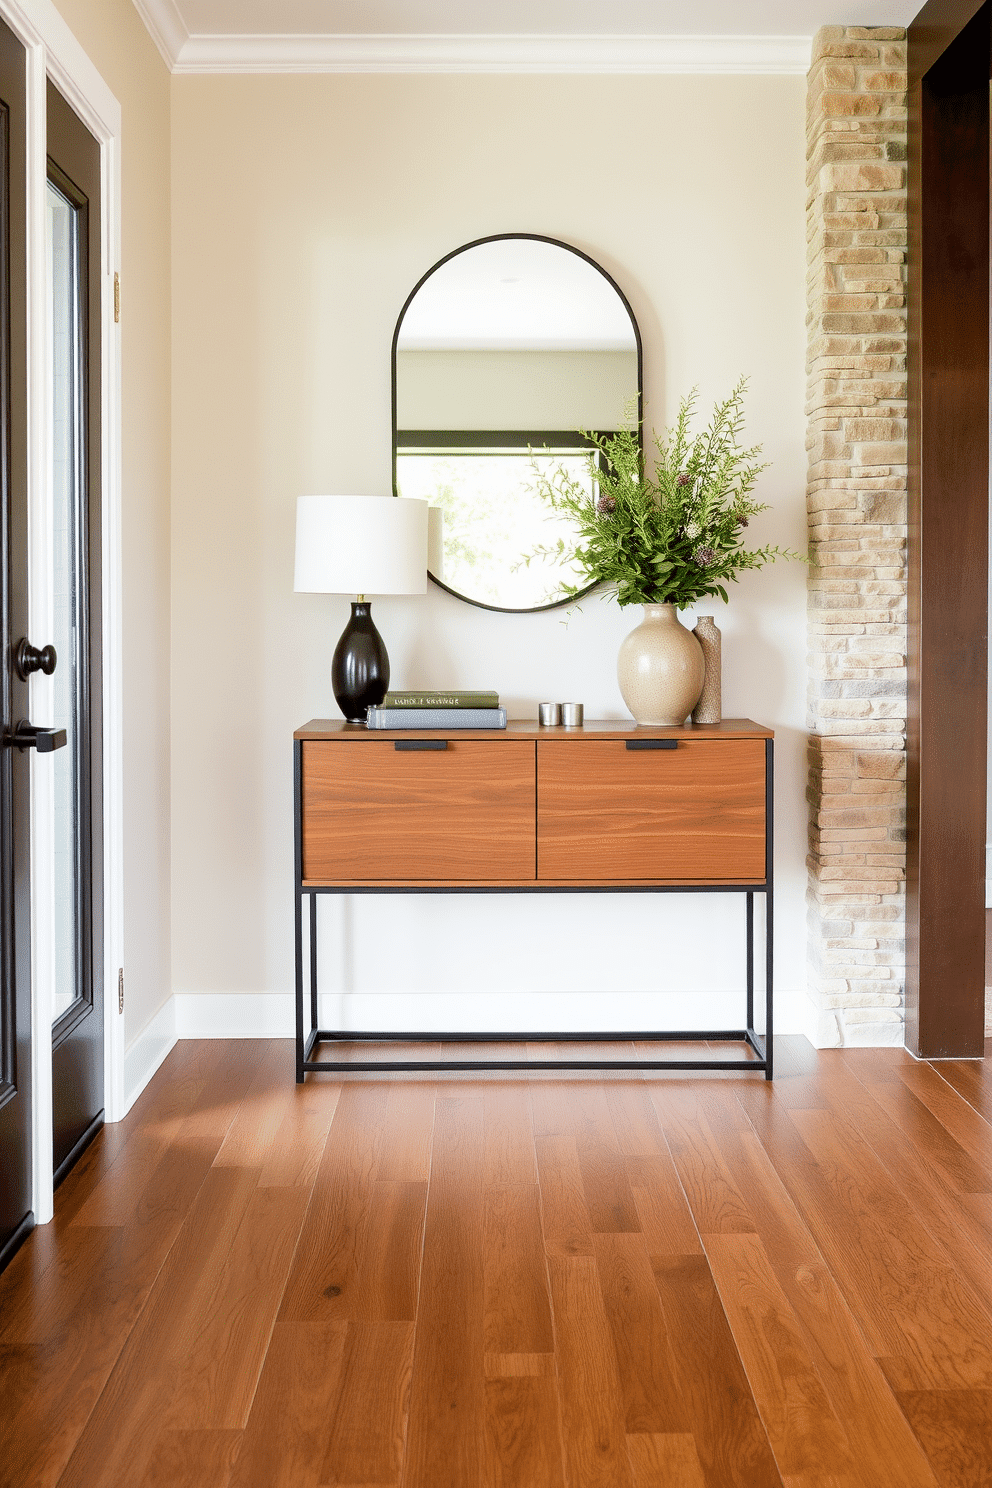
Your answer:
746;892;754;1031
294;886;305;1083
310;893;319;1033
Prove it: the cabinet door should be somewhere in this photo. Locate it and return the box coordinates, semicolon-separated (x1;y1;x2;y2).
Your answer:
537;738;766;882
302;740;536;882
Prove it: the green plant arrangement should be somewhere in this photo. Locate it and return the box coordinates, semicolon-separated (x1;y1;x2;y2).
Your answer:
524;377;805;608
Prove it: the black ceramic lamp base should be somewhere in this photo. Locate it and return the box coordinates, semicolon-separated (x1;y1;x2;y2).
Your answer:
331;601;390;723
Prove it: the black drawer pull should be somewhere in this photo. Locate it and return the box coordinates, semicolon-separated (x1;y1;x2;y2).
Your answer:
394;739;448;751
625;738;678;751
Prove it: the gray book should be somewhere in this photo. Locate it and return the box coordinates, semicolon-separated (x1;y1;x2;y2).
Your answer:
366;706;507;730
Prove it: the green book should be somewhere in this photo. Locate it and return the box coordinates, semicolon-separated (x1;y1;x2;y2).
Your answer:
382;690;499;709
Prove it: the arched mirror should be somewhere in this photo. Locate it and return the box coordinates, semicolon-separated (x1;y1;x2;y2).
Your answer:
392;234;642;612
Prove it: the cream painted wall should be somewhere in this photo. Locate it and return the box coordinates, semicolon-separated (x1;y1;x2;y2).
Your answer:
50;0;172;1044
170;73;811;1034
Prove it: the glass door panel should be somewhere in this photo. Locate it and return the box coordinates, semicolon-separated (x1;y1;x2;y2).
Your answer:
46;176;88;1028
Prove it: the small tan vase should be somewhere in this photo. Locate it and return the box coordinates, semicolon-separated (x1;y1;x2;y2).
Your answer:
617;604;705;726
691;615;722;724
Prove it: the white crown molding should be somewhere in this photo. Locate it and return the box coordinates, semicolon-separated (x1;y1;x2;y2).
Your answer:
131;0;188;71
129;8;812;75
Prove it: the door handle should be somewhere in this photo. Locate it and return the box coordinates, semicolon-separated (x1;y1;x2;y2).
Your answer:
3;721;68;752
394;739;448;751
625;738;678;750
13;638;57;680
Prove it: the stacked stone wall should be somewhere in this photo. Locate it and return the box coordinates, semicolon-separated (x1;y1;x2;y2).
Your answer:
805;27;908;1045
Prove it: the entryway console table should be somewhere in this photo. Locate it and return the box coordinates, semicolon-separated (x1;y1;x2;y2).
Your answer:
293;718;774;1079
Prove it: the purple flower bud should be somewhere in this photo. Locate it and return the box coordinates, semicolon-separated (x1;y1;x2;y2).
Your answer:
597;495;616;515
693;545;717;568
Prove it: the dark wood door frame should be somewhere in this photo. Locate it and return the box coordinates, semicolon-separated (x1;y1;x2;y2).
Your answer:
906;0;989;1057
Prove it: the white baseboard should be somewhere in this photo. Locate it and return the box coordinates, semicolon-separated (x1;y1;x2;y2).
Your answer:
122;995;177;1116
175;992;296;1038
171;987;809;1037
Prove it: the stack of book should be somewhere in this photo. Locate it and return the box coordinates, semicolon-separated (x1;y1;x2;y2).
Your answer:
366;690;506;729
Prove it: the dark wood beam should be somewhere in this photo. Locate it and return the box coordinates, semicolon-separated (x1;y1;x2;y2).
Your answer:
906;0;989;1057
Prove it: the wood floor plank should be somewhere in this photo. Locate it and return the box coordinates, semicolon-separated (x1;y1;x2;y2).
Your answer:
346;1179;428;1323
212;1042;297;1170
375;1084;436;1182
485;1353;555;1377
895;1389;992;1488
139;1429;242;1488
625;1153;702;1257
547;1254;635;1488
722;1113;941;1488
626;1433;708;1488
403;1096;486;1488
56;1168;261;1488
789;1107;992;1391
573;1086;642;1234
535;1131;594;1258
604;1084;666;1159
842;1065;992;1195
229;1322;348;1488
319;1320;415;1487
704;1232;855;1481
258;1088;342;1188
278;1084;388;1322
650;1253;783;1488
815;1059;992;1321
651;1090;756;1236
483;1083;537;1187
592;1232;687;1435
896;1062;992;1170
483;1375;567;1488
484;1184;554;1355
0;1228;134;1488
163;1184;310;1429
930;1058;992;1128
68;1039;253;1230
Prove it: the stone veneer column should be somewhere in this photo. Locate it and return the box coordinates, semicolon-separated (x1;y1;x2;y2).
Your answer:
805;27;908;1046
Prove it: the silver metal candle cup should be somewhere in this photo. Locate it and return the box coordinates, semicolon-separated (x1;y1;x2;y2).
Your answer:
539;702;561;726
560;703;584;727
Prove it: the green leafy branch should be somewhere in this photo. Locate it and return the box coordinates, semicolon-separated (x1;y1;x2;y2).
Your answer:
523;377;806;609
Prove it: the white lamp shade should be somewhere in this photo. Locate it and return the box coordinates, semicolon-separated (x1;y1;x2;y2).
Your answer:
293;494;429;595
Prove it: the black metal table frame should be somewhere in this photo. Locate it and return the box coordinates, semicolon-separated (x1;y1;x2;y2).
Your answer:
293;736;774;1080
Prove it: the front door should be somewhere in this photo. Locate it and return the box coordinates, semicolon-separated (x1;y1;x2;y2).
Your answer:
46;80;103;1183
0;16;33;1268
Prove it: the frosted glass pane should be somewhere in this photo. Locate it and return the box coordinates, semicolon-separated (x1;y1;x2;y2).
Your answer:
47;180;83;1025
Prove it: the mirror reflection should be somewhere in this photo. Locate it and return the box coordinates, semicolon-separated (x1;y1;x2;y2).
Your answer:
393;235;641;611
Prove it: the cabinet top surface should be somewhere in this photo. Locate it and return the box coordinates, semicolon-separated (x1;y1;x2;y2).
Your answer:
295;718;772;741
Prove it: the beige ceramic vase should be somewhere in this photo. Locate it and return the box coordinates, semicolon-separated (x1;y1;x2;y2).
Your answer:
617;604;705;726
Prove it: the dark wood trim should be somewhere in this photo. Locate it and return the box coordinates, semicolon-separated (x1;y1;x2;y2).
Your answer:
908;0;988;81
906;0;989;1057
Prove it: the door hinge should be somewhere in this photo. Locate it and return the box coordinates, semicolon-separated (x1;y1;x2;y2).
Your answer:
118;966;124;1014
114;272;120;324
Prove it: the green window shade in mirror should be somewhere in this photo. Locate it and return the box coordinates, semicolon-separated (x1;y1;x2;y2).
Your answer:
392;234;642;613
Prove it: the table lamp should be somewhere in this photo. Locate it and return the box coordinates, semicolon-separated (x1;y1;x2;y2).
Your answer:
294;494;429;722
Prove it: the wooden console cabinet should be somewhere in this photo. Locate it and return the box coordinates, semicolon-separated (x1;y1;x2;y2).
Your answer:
293;718;774;1078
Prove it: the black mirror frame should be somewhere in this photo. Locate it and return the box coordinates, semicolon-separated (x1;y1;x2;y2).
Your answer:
391;232;644;615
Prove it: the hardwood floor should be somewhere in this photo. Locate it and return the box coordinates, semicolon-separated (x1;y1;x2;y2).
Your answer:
1;1036;991;1487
